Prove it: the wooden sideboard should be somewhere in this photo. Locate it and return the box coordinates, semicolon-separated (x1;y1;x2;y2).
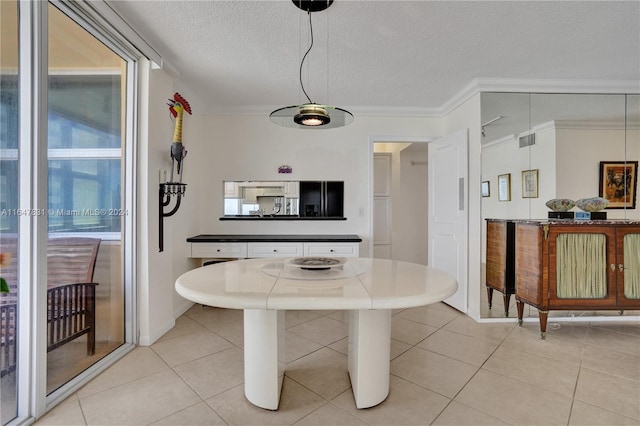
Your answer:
513;220;640;338
485;219;516;317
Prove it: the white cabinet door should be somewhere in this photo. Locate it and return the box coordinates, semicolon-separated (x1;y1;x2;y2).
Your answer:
303;243;359;257
284;181;300;198
224;181;240;198
191;242;248;258
373;197;391;244
247;242;304;258
373;153;392;196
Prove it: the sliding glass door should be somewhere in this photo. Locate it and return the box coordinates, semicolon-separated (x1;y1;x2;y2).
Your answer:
0;2;137;422
46;4;127;394
0;1;19;423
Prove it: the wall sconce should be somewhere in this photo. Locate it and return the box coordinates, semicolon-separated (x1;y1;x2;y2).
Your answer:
159;182;186;252
159;92;192;252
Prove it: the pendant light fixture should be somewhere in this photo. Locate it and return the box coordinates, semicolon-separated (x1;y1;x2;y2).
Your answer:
270;0;353;129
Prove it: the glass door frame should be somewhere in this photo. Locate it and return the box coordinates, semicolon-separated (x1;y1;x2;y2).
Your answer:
15;0;140;421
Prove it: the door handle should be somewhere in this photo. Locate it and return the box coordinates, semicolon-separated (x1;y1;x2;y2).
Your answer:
619;264;625;272
610;264;616;271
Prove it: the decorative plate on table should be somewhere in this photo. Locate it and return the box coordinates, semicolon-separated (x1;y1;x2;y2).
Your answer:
287;257;346;270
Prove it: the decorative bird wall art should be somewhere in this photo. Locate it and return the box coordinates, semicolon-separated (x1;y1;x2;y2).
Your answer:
167;92;192;182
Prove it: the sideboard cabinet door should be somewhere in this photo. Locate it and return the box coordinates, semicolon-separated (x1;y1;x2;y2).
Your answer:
547;226;617;308
617;227;640;307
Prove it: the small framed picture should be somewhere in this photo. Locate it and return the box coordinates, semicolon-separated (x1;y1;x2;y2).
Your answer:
599;161;638;209
498;173;511;201
481;181;490;197
522;169;539;198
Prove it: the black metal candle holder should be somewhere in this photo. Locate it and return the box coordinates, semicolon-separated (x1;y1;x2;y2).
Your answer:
159;182;186;252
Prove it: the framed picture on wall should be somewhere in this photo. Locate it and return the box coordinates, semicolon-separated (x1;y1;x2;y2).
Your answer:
599;161;638;209
498;173;511;201
481;181;490;197
522;169;539;198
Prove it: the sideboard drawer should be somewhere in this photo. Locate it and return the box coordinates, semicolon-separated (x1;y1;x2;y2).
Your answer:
303;242;359;257
190;242;247;258
247;242;304;258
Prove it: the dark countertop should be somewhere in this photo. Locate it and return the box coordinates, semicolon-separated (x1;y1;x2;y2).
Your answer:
187;234;362;243
219;216;347;221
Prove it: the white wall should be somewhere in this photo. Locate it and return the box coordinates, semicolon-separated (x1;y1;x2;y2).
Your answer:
137;64;203;345
194;115;442;257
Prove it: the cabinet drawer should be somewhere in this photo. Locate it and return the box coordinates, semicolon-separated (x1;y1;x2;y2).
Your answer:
190;242;247;258
247;242;303;258
304;243;359;257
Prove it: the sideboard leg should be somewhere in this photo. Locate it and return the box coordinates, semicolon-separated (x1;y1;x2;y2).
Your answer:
516;300;524;326
538;310;548;340
486;286;493;309
348;309;391;409
244;309;285;410
502;294;511;317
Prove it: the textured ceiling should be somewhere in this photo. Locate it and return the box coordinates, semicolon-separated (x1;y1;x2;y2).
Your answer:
106;0;640;116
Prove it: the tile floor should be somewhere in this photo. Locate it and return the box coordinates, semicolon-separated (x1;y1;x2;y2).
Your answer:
36;303;640;426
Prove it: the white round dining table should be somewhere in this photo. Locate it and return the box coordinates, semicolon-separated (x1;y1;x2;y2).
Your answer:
175;257;457;410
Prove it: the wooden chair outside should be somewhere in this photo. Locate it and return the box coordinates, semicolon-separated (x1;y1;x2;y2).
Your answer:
0;237;100;377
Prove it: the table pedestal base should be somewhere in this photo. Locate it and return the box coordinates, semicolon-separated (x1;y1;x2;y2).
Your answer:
348;309;392;408
243;309;285;410
243;309;392;410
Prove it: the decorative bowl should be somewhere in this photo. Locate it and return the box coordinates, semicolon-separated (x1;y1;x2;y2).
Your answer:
545;199;575;212
575;197;609;212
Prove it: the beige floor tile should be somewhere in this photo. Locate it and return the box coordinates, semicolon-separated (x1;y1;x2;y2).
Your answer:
187;307;243;329
390;338;412;360
396;305;460;328
327;310;350;324
541;320;590;343
444;315;516;344
483;345;580;397
77;347;169;398
293;402;367;425
591;321;640;337
205;318;244;348
431;400;511;426
287;316;348;346
586;326;640;356
575;367;640;420
582;344;640;381
173;347;244;400
151;330;234;367
286;331;324;363
332;375;450;425
285;348;350;400
417;329;500;366
455;369;572;425
327;336;348;355
391;316;438;345
79;370;200;425
502;323;585;365
390;347;479;398
285;310;322;329
155;316;208;343
150;402;227;425
34;395;86;426
205;378;325;425
569;400;640;426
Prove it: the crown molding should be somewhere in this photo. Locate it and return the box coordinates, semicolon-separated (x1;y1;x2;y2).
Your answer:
440;78;640;118
205;78;640;118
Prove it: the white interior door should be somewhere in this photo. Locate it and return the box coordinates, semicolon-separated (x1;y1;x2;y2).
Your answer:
428;129;468;312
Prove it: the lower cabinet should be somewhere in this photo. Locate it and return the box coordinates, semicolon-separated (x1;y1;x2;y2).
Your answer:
513;221;640;338
485;219;516;317
189;241;360;259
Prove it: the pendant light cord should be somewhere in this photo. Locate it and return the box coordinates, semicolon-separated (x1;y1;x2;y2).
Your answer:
299;11;314;104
